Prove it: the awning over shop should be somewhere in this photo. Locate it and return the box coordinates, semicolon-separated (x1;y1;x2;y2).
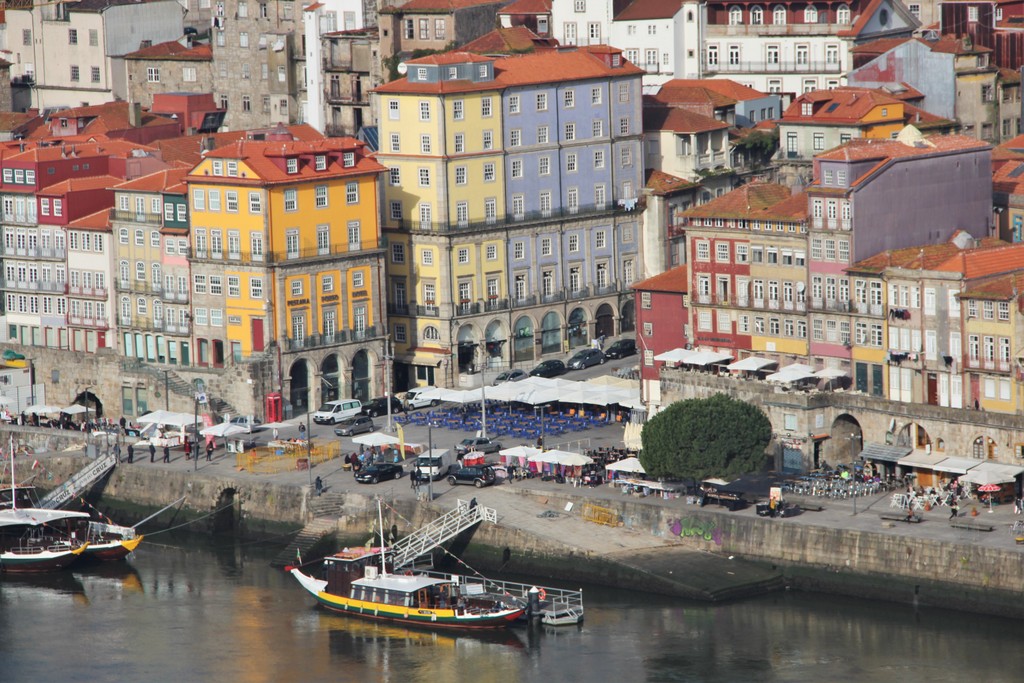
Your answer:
897;451;947;469
859;442;911;463
960;461;1024;484
930;456;981;475
396;347;450;366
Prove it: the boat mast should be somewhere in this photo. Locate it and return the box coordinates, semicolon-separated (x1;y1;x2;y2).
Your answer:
8;434;14;510
377;496;387;576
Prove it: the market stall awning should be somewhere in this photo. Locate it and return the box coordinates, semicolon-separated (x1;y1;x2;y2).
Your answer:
606;456;645;474
654;348;696;364
930;456;981;475
726;356;777;372
960;461;1023;485
765;364;817;383
897;451;947;469
859;442;911;463
683;350;733;366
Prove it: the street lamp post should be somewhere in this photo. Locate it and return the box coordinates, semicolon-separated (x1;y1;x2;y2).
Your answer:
306;409;313;490
427;420;436;502
850;433;861;516
384;337;395;433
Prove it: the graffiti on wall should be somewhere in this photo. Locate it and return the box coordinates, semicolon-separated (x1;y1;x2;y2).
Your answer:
668;517;726;546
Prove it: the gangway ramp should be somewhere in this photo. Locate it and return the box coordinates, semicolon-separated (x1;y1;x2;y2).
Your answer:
38;452;117;509
389;499;496;570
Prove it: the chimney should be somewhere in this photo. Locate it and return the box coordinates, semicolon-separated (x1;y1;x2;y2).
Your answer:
129;102;143;128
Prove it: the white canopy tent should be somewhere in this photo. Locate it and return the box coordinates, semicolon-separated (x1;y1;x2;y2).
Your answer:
765;364;817;383
528;449;593;467
606;456;645;474
351;432;400;448
201;423;248;438
960;461;1023;485
814;367;848;379
25;404;62;415
61;405;88;415
138;410;199;429
684;350;733;366
726;356;777;372
654;348;696;364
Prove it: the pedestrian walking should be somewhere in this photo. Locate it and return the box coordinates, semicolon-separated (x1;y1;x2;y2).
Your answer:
411;469;419;492
184;437;192;461
950;499;960;520
113;442;121;462
149;442;156;463
162;444;170;463
298;422;307;439
272;427;279;442
206;440;214;462
315;476;323;496
127;443;134;463
119;416;127;434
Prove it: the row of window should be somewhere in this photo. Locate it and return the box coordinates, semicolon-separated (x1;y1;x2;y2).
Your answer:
4;262;67;284
390;152;628;190
1;168;38;186
287;270;363;298
69;65;103;84
193;228;263;259
725;4;851;25
694;241;807;266
706;43;841;68
689;217;804;233
289;306;367;341
190;274;264;299
3;228;65;253
192;185;356;213
117;261;186;291
117;229;189;254
5;293;70;316
64;28;100;46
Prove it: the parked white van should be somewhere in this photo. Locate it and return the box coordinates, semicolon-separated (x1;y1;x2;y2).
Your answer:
312;398;362;424
404;387;439;410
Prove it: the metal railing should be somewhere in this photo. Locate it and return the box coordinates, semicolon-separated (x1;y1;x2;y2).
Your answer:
1;245;66;259
188;240;381;263
0;278;67;293
389;499;495;569
281;326;381;351
386;200;643;235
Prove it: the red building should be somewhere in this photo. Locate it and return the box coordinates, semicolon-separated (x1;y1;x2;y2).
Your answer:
632;265;689;408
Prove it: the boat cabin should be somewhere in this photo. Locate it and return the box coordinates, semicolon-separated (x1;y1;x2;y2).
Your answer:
0;486;40;510
319;547;461;611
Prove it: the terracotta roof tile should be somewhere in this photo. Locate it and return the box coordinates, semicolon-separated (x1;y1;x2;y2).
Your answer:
499;0;551;13
851;37;913;55
631;264;688;293
375;47;641;95
645;169;699;195
654;78;767;103
66;208;111;231
380;0;502;13
39;174;122;195
614;0;684;21
114;167;190;194
933;243;1024;278
682;182;795;220
815;133;990;163
962;271;1024;299
849;235;1008;274
643;106;729;134
124;39;212;61
918;35;991;55
459;26;556;54
190;137;386;183
5;140;157;163
782;87;903;124
152;125;324;166
26;102;177;139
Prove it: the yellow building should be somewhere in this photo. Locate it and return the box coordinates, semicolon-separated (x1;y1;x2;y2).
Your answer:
960;273;1023;416
186;136;387;410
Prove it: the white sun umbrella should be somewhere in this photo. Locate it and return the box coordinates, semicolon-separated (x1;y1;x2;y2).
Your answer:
654;348;696;364
25;404;62;414
61;405;88;415
351;432;401;448
137;410;198;428
261;420;301;431
499;445;543;458
201;422;248;438
606;456;646;474
487;382;526;402
814;367;848;379
726;356;777;372
542;449;594;466
527;451;562;464
765;364;817;383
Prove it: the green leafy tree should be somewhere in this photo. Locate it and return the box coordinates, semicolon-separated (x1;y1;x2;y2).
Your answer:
639;393;772;480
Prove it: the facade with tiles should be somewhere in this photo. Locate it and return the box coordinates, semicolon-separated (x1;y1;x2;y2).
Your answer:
374;47;644;390
185;137;387;412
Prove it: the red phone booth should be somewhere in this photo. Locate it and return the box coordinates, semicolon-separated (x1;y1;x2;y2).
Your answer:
265;392;283;423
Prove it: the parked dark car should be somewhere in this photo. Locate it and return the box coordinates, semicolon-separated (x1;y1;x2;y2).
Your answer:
603;338;637;359
447;465;497;488
355;462;404;484
333;415;375;436
567;348;606;370
456;437;502;456
361;396;403;418
529;359;566;378
492;369;528;385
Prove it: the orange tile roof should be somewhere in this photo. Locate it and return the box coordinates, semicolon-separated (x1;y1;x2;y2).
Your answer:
406;52;494;66
682;182;795;220
814;134;990;163
152;125;324;166
39;174;122;195
190;137;386;184
655;78;767;103
375;47;642;94
649;84;735;109
851;37;913;55
919;35;991;55
499;0;550;13
849;235;1009;274
645;169;699;195
643;106;728;134
933;243;1024;279
782;87;903;124
614;0;684;20
27;102;176;139
961;271;1024;299
124;39;212;61
66;208;111;231
380;0;502;13
114;167;190;194
631;264;688;293
5;140;157;163
459;26;555;54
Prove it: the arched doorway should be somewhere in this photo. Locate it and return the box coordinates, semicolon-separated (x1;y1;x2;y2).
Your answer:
321;355;340;404
896;423;930;450
972;436;996;460
541;311;561;355
484;320;506;367
212;488;239;534
513;316;534;363
595;303;615;339
289;360;310;413
73;390;103;418
620;300;635;332
567;308;588;349
457;324;478;373
351;350;371;402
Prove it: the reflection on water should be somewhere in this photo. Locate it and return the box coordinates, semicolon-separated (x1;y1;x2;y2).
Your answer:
3;536;1024;683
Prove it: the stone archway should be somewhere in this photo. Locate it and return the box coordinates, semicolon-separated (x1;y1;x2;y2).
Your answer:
830;414;863;469
289;360;311;413
456;324;478;373
541;311;561;355
351;350;371;402
620;300;635;333
595;303;615;339
212;488;239;534
73;390;103;419
972;436;997;460
484;320;507;367
513;316;535;363
896;422;931;450
568;307;589;350
320;355;340;404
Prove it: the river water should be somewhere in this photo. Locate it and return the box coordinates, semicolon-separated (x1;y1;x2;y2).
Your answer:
2;533;1021;683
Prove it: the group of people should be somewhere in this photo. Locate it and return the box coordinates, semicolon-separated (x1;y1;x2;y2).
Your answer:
113;435;216;465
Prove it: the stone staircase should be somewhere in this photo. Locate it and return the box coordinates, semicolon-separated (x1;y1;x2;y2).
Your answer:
308;491;347;518
120;359;240;417
271;517;338;568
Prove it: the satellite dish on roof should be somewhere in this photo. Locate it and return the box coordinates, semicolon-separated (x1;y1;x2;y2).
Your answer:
397;62;408;75
796;281;806;292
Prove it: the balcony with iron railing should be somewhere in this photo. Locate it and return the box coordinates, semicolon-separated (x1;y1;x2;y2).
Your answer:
1;244;66;260
713;22;851;38
118;279;164;297
188;240;380;264
810;298;851;313
282;325;382;351
386;200;644;235
67;315;110;330
0;278;67;293
109;209;163;225
67;284;108;299
2;212;39;226
707;59;843;75
853;301;884;317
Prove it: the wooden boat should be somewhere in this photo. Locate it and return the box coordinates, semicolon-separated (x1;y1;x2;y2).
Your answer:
290;546;525;629
79;521;143;562
0;508;91;573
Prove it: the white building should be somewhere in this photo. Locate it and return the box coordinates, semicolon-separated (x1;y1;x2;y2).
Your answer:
608;0;681;89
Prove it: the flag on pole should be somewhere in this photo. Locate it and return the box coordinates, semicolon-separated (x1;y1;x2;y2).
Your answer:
31;460;39;470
